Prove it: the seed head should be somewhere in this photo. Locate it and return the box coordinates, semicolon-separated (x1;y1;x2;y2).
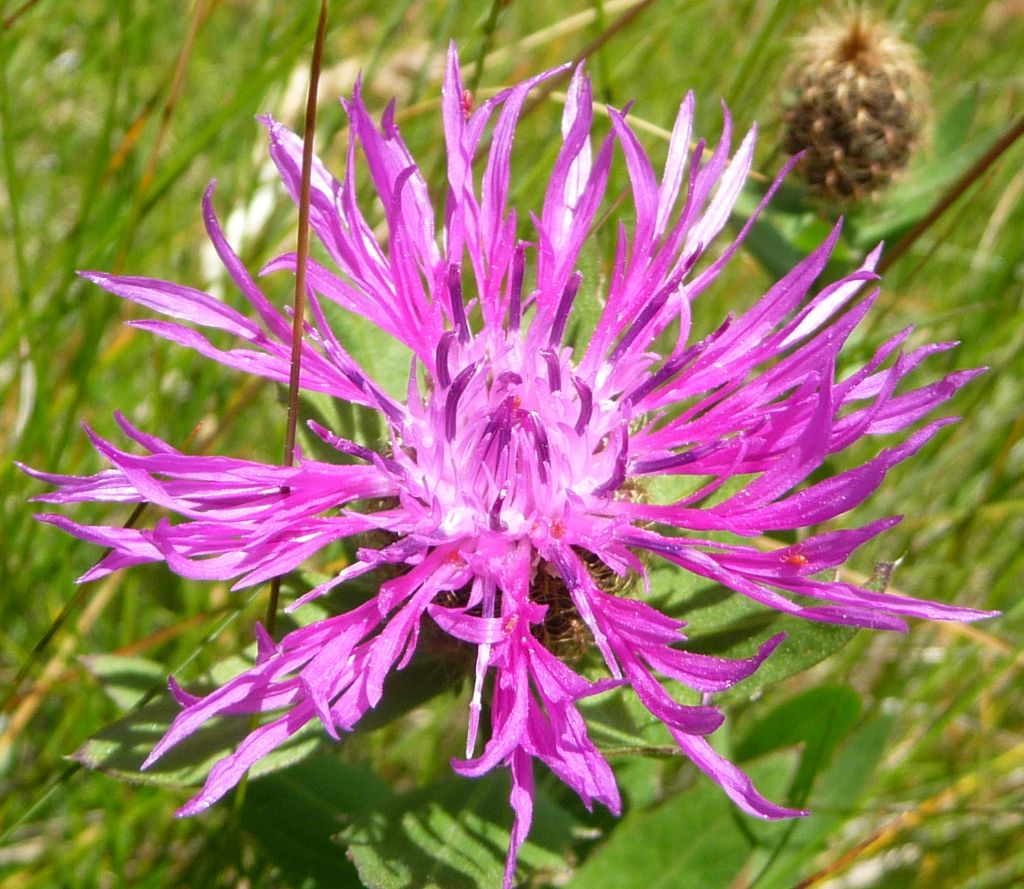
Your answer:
782;9;928;201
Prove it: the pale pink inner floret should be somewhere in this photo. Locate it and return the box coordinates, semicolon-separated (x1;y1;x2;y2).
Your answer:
406;317;619;541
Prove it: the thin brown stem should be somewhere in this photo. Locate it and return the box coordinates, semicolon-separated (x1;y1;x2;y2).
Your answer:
265;0;329;635
878;113;1024;274
1;0;41;29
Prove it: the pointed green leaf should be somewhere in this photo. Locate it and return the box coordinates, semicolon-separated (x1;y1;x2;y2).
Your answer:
563;753;797;889
646;558;858;703
752;715;894;889
734;685;862;804
343;772;576;889
72;642;466;791
81;653;170;710
241;754;394;889
71;695;322;789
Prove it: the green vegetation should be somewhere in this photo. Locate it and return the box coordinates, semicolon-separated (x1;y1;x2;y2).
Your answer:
2;1;1021;886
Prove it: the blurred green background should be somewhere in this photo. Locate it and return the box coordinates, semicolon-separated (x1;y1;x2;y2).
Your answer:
2;1;1022;887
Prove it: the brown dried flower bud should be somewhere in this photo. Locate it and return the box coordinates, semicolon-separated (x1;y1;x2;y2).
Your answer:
781;9;928;201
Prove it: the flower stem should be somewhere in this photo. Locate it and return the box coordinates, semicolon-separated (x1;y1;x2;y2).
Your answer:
878;113;1024;274
266;0;329;636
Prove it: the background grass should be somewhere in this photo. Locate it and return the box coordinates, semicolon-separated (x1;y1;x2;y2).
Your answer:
2;1;1022;886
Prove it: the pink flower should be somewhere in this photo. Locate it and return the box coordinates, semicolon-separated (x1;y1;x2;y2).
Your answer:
26;46;993;887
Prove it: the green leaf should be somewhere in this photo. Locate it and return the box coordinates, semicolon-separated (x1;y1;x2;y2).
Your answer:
353;650;471;733
72;595;469;790
324;299;414;404
646;559;858;703
737;210;809;281
934;88;979;160
846;89;992;249
73;642;467;794
731;186;853;282
343;772;576;889
579;686;676;751
71;695;322;789
604;755;667;811
241;754;394;889
576;691;676;810
563;753;797;889
697;618;856;706
734;685;862;804
751;715;893;889
81;653;169;710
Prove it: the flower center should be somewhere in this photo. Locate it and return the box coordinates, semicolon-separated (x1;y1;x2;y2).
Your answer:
404;326;627;544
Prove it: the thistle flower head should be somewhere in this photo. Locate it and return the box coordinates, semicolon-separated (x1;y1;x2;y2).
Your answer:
782;8;927;200
26;45;992;887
